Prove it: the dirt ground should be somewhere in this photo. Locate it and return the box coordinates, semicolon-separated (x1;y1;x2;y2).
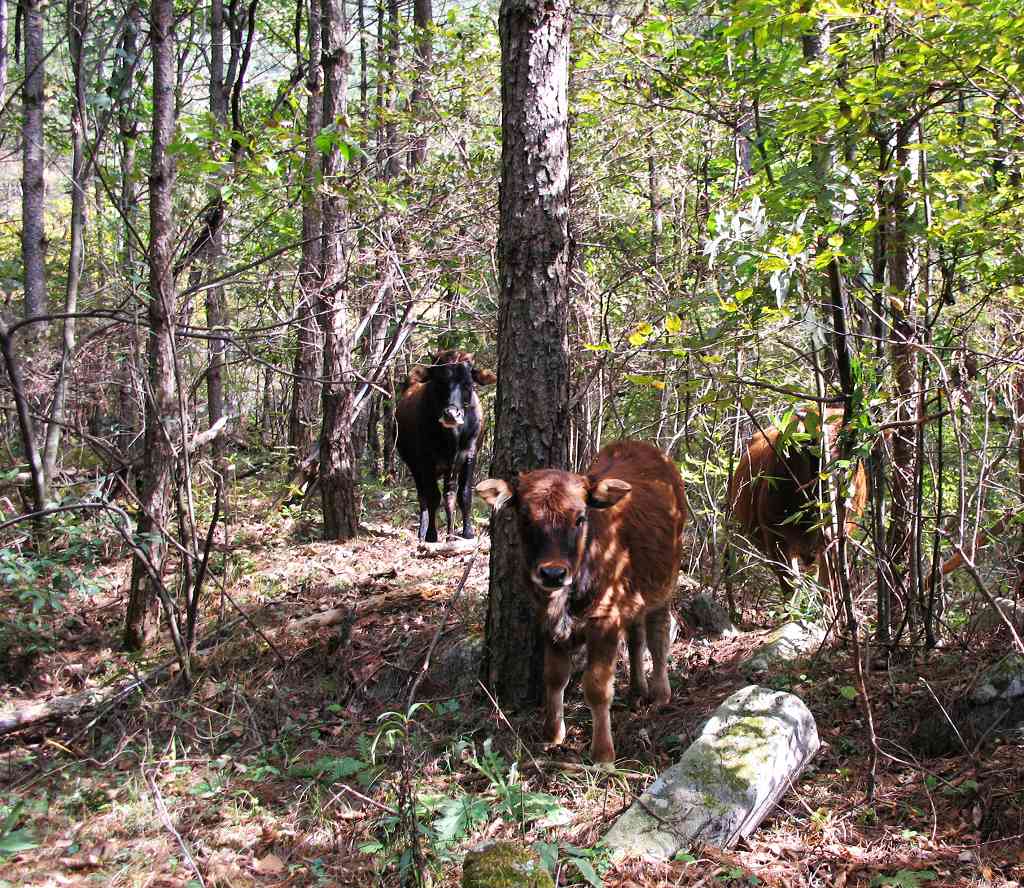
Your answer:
1;476;1023;887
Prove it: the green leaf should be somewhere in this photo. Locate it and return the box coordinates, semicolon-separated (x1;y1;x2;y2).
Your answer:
0;829;39;857
665;313;682;333
569;857;603;888
839;685;858;700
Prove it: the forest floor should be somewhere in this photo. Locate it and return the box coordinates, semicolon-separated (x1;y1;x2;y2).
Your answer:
1;471;1023;888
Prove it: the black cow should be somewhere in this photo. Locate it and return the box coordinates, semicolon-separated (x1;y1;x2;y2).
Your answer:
396;350;496;542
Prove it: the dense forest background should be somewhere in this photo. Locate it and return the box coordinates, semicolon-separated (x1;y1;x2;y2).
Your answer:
2;0;1024;884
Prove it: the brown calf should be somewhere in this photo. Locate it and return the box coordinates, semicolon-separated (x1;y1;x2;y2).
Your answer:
728;406;867;599
477;440;687;765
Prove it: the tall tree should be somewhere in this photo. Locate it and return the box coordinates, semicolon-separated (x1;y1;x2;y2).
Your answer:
206;0;230;472
287;0;324;463
124;0;181;650
317;0;358;540
21;0;46;323
408;0;432;168
41;0;89;496
483;0;571;707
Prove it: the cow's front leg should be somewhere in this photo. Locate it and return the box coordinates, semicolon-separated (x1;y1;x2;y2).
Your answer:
584;621;621;765
644;605;672;706
457;455;476;539
626;620;648;700
441;465;458;539
543;643;572;745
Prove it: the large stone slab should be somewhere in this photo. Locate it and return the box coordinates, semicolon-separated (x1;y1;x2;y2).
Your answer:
680;594;739;637
740;621;826;675
604;685;819;861
971;655;1024;705
971;597;1024;634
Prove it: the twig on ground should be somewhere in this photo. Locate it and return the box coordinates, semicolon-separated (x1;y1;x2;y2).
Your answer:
404;539;482;711
144;768;206;888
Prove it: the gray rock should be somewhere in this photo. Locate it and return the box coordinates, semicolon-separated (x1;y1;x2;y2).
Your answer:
740;621;826;675
462;841;554;888
971;597;1024;634
970;655;1024;705
604;685;819;861
681;594;739;637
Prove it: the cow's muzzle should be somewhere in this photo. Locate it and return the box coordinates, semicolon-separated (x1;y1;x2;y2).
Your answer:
534;563;572;590
439;407;464;428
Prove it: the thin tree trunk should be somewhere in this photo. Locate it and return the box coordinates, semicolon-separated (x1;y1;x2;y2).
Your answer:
483;0;571;708
206;0;229;471
42;0;89;495
886;124;919;641
0;0;9;104
21;0;45;323
287;0;323;464
116;5;143;472
317;0;358;541
124;0;180;651
408;0;432;168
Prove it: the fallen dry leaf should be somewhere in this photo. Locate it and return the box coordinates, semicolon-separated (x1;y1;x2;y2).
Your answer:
252;853;286;875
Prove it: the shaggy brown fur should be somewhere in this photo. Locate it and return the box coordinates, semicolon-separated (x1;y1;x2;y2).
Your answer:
728;406;868;598
477;440;688;765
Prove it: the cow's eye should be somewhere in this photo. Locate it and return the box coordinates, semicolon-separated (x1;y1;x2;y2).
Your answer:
575;514;586;528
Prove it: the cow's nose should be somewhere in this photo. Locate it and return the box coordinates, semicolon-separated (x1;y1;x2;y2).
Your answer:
441;407;464;426
538;565;568;587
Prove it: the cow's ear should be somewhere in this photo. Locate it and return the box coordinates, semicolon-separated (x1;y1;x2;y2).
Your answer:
472;367;497;386
476;479;514;511
408;365;429;385
587;478;631;509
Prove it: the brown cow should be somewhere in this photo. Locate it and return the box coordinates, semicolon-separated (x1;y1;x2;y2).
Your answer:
476;440;687;765
728;406;867;599
396;350;496;542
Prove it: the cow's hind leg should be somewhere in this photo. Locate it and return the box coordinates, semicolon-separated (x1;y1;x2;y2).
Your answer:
543;643;572;746
584;621;621;765
645;605;672;706
626;621;648;700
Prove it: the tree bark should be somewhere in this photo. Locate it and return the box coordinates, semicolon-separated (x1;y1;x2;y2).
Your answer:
206;0;229;470
116;5;143;475
408;0;432;168
124;0;181;651
886;124;919;640
42;0;88;496
21;0;46;324
317;0;358;541
0;0;8;104
287;0;324;464
483;0;571;708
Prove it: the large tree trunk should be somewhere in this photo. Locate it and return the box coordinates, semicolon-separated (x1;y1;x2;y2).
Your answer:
124;0;181;651
317;0;358;541
42;0;88;496
21;0;46;325
483;0;571;708
287;0;324;464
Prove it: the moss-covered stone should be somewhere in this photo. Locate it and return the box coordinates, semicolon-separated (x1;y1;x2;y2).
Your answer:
971;654;1024;704
462;841;555;888
604;685;819;861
